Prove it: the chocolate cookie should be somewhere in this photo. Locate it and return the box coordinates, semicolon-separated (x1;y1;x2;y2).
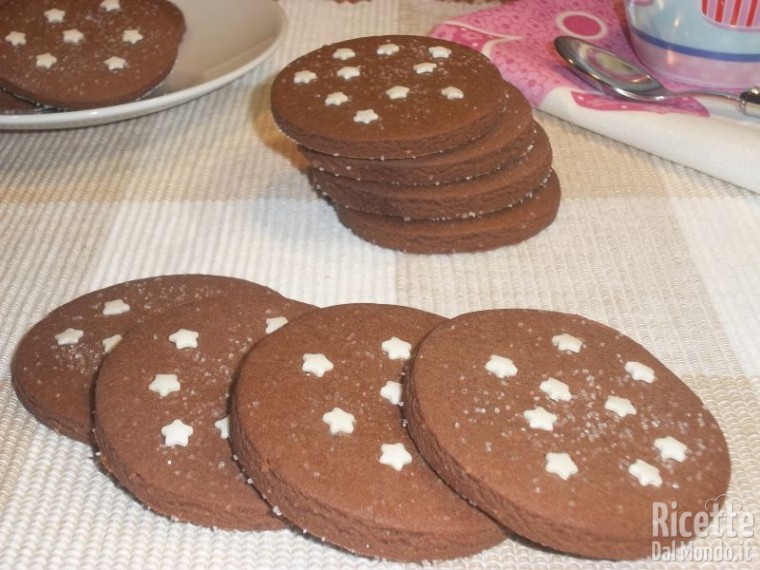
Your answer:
311;124;552;220
230;304;505;561
0;0;185;110
335;169;560;253
405;309;731;560
270;35;508;159
94;295;315;530
299;82;535;185
12;275;281;443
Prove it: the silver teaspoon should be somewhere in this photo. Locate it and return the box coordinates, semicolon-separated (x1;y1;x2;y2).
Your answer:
554;35;760;118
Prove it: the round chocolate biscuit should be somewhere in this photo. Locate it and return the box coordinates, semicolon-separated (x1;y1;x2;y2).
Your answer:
405;309;731;560
334;169;560;254
0;0;185;110
270;35;508;159
230;304;506;561
311;123;552;220
299;82;535;185
12;275;281;443
94;295;315;530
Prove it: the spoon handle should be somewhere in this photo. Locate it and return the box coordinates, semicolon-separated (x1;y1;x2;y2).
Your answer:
739;87;760;118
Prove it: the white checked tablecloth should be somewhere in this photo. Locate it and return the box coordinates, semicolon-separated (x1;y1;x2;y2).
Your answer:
0;1;758;568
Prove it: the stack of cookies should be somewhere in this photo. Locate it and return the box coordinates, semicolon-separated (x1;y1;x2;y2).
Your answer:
0;0;185;112
270;34;560;254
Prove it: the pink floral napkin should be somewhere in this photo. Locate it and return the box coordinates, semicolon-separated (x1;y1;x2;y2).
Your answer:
431;0;760;194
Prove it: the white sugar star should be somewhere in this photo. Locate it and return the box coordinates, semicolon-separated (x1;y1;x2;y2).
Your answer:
102;298;130;316
62;28;84;44
322;407;355;435
55;327;83;345
101;334;122;354
293;70;316;84
524;406;558;431
215;416;230;439
654;436;688;462
381;336;412;360
376;43;399;56
354;109;378;124
265;316;288;334
122;29;143;44
325;91;348;106
168;329;199;349
302;353;333;377
332;47;355;60
628;459;662;487
105;56;126;71
100;0;120;11
540;377;572;402
429;46;452;59
149;373;180;397
385;85;409;100
379;442;412;471
625;361;656;383
161;419;193;447
552;333;583;353
604;395;637;418
485;354;517;379
337;66;360;80
441;86;463;100
380;380;402;405
36;53;57;69
44;9;65;23
546;452;578;480
413;62;437;74
5;31;26;47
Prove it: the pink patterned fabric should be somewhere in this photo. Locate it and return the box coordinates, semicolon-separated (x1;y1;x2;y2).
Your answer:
430;0;708;116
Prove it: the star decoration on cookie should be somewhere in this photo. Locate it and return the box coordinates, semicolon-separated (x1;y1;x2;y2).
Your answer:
215;416;230;439
379;443;412;471
55;327;83;345
376;43;400;55
485;354;518;379
386;85;410;100
380;380;402;405
429;46;452;58
44;9;66;23
149;373;180;397
413;62;437;74
381;336;412;360
105;56;127;71
36;53;58;69
294;70;317;84
102;298;130;316
122;29;144;44
604;395;637;418
551;333;583;353
168;329;199;349
265;316;288;334
101;334;122;354
302;353;334;377
100;0;120;11
625;361;656;383
354;109;378;124
322;407;356;435
161;419;193;447
5;31;26;47
337;66;360;80
523;406;558;431
325;91;349;106
540;377;572;402
654;436;688;462
332;48;355;60
628;459;662;487
545;452;578;480
441;86;464;100
62;29;84;44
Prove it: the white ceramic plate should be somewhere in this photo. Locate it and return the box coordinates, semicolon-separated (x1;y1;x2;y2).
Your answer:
0;0;287;130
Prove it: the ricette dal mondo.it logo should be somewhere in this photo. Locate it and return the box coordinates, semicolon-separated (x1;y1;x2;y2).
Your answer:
651;494;755;562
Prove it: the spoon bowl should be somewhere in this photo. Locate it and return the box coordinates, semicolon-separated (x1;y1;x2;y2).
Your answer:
554;36;760;117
